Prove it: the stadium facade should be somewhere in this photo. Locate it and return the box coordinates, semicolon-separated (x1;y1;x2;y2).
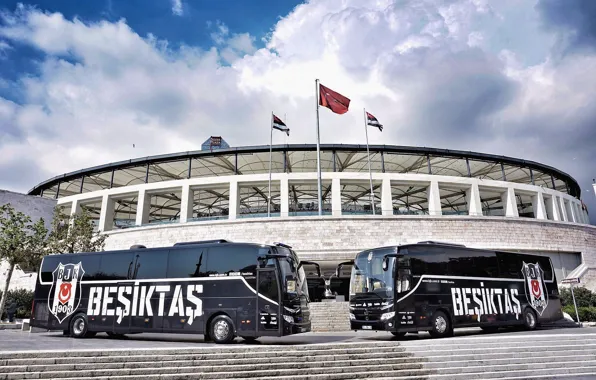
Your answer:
23;142;596;298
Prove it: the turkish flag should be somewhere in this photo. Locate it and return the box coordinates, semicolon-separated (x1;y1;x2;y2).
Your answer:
319;83;350;114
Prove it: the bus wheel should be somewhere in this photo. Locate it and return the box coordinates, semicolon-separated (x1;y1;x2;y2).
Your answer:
523;308;537;330
210;315;235;344
391;332;406;338
429;311;451;338
69;314;89;339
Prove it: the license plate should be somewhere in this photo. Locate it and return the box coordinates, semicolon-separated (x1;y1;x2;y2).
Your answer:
362;325;372;330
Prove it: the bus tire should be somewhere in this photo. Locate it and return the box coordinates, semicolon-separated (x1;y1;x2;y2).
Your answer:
523;308;537;330
69;314;89;339
429;311;451;338
210;315;235;344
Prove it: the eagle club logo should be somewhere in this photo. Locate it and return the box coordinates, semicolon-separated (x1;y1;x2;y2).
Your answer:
522;262;548;316
48;262;85;323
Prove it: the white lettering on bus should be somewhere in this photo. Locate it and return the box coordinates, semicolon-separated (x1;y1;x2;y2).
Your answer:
87;284;204;325
451;283;520;319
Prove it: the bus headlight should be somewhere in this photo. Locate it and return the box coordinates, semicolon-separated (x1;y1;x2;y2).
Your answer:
349;313;355;320
283;315;294;323
380;312;395;321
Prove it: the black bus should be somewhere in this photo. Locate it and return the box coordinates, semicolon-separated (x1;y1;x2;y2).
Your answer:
344;241;563;338
31;240;320;344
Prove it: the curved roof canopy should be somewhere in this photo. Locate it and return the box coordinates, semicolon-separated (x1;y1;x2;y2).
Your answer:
28;144;580;200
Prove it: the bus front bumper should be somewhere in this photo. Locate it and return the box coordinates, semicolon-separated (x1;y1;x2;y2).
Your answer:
350;319;396;331
283;320;311;335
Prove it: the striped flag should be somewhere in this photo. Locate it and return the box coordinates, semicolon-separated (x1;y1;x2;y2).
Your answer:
272;114;289;136
366;112;383;131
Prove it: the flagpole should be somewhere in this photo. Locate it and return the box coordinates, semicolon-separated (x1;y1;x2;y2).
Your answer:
315;79;323;216
364;108;376;215
268;112;273;217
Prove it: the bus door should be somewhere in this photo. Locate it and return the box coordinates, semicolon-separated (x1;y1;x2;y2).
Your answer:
256;267;281;336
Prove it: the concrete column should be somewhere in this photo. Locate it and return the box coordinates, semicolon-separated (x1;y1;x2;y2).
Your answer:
280;177;289;218
531;192;547;220
179;185;194;223
501;187;519;217
558;197;568;222
428;181;442;216
229;180;239;220
548;196;561;221
68;199;82;230
332;178;342;216
466;183;482;217
135;189;151;226
98;194;115;232
381;178;393;216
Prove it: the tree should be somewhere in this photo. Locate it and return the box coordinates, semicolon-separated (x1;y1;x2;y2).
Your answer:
0;204;48;321
45;206;107;254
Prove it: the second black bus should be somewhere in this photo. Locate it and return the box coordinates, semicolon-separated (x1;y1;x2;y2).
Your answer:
345;241;563;338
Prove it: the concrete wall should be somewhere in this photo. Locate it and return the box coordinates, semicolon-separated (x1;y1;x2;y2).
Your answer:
0;190;56;292
103;215;596;288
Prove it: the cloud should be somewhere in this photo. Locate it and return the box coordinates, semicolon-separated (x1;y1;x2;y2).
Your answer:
537;0;596;54
0;1;594;223
171;0;183;16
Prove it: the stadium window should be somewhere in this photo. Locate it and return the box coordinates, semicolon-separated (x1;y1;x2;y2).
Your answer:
206;245;259;276
131;250;169;279
167;248;208;278
97;251;134;280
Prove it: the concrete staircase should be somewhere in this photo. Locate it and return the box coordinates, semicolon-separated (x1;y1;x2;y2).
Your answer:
392;333;596;379
0;341;427;379
309;301;351;332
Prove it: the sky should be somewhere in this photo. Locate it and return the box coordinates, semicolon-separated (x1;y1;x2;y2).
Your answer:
0;0;594;224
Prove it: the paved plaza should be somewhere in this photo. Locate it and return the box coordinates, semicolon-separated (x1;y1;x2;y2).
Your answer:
0;326;591;352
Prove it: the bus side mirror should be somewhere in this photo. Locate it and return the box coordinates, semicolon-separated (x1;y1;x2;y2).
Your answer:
298;261;321;277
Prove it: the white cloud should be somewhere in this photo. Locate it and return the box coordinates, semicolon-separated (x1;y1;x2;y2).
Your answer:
0;1;594;222
171;0;183;16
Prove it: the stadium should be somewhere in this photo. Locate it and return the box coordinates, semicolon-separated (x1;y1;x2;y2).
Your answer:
26;137;596;300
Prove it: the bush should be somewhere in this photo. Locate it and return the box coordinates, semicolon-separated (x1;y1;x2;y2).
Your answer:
559;286;596;308
0;289;34;320
562;305;596;322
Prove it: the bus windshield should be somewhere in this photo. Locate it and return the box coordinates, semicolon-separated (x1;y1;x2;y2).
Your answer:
349;249;395;298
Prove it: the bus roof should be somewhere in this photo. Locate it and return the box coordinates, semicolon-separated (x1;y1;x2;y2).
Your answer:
44;240;293;258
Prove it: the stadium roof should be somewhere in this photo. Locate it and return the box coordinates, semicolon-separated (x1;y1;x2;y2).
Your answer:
28;144;580;200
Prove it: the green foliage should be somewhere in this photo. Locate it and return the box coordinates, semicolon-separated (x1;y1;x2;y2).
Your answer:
0;203;48;320
559;286;596;308
0;289;34;320
45;206;106;254
0;204;48;268
562;305;596;322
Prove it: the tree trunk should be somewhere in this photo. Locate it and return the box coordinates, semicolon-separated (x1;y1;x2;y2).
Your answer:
0;262;15;322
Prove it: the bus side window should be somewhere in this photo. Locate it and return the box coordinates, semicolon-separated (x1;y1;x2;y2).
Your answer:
127;250;168;280
97;252;134;280
396;257;411;293
40;255;70;282
167;248;206;278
